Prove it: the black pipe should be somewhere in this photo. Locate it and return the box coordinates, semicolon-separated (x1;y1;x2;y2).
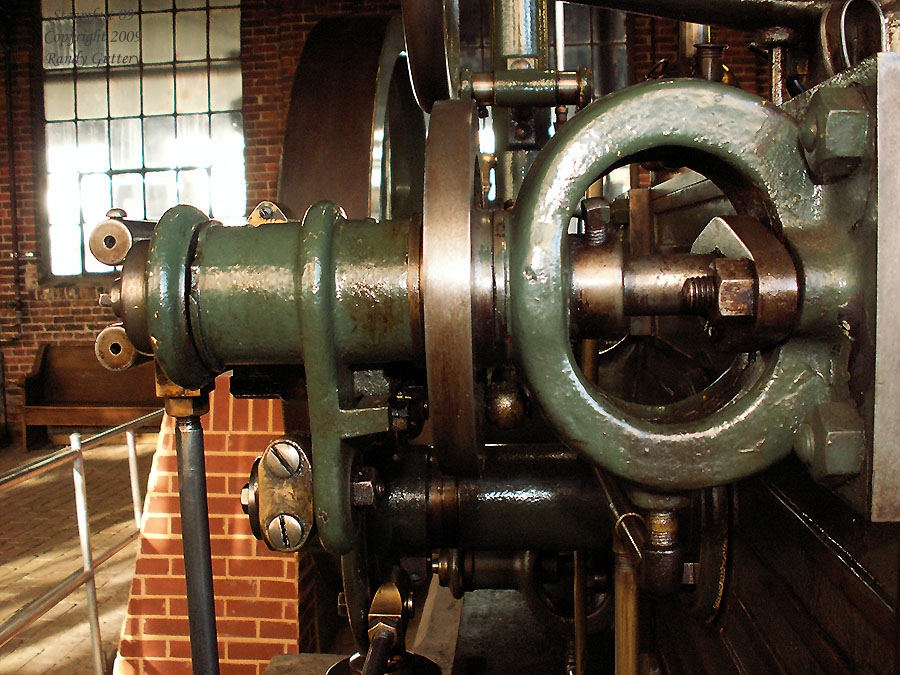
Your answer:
376;446;613;553
175;416;220;675
361;628;396;675
572;0;827;31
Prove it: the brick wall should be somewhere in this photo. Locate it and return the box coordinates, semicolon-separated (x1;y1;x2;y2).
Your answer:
116;375;319;674
627;15;771;96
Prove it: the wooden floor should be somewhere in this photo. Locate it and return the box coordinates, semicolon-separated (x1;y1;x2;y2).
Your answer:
0;433;157;674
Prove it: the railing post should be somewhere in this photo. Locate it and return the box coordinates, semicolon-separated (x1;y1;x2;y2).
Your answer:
70;432;106;675
125;430;143;529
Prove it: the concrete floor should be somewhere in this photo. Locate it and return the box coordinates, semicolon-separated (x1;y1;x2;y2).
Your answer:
0;431;157;674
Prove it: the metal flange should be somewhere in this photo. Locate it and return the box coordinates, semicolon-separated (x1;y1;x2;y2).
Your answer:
421;99;482;475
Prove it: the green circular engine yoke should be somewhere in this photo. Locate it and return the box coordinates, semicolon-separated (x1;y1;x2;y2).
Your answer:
146;204;217;390
509;78;838;490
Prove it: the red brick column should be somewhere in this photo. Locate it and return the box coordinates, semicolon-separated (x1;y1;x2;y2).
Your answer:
115;375;319;675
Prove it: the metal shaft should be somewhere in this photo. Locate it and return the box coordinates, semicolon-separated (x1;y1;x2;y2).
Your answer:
614;538;639;675
361;628;396;675
175;416;220;675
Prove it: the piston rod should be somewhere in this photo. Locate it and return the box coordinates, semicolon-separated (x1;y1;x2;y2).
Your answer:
175;415;220;675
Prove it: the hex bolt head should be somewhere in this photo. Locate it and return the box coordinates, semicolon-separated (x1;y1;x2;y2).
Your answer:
799;87;870;183
267;513;305;551
795;401;866;486
263;440;301;478
240;483;250;515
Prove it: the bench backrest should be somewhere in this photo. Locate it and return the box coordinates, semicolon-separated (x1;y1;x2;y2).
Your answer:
26;344;158;406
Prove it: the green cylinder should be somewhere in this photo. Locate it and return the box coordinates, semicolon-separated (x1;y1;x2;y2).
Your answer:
181;216;414;375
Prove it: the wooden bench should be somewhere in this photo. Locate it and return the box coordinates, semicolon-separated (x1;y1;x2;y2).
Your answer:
21;343;160;451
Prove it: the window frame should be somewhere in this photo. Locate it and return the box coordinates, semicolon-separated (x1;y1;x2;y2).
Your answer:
36;0;243;282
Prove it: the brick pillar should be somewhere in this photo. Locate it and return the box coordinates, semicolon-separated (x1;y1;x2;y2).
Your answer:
115;375;319;675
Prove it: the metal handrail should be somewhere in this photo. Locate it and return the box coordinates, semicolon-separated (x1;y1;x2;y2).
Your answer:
0;409;164;492
0;409;165;673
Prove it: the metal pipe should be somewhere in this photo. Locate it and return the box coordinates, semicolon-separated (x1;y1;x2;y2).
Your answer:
613;537;639;675
571;0;827;31
679;22;711;61
378;447;614;553
126;430;143;528
71;434;106;675
492;0;549;68
0;409;163;492
175;416;220;675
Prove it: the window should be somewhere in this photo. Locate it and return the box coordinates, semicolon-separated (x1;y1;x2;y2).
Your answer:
41;0;245;276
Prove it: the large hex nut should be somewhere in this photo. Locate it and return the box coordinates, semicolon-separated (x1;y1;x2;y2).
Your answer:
712;258;756;319
795;401;866;486
799;87;871;183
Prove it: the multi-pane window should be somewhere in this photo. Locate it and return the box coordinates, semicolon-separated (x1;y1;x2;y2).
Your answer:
41;0;245;276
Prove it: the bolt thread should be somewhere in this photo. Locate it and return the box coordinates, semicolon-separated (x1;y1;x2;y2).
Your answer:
586;222;610;247
682;276;716;312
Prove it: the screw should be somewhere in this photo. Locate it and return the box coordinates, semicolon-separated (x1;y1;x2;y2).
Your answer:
263;441;301;478
681;276;717;312
267;513;305;550
258;203;273;219
98;293;112;308
106;207;127;219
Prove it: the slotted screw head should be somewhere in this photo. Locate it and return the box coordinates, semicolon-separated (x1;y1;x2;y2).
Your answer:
267;513;305;551
263;441;301;478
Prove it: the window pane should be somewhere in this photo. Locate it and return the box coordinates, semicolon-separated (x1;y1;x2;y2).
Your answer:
142;66;174;114
44;74;75;120
47;172;80;225
75;71;108;118
209;62;241;111
145;171;177;219
76;120;110;171
110;68;141;116
211;163;245;221
49;225;83;275
75;0;105;14
81;173;112;230
108;14;140;65
43;0;72;18
112;173;145;219
176;10;207;61
143;116;175;168
141;12;173;63
176;114;210;167
209;9;239;59
110;118;142;169
46;122;77;173
176;0;205;7
176;63;209;113
75;15;107;68
142;0;173;9
178;169;210;213
44;19;75;69
108;0;139;13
